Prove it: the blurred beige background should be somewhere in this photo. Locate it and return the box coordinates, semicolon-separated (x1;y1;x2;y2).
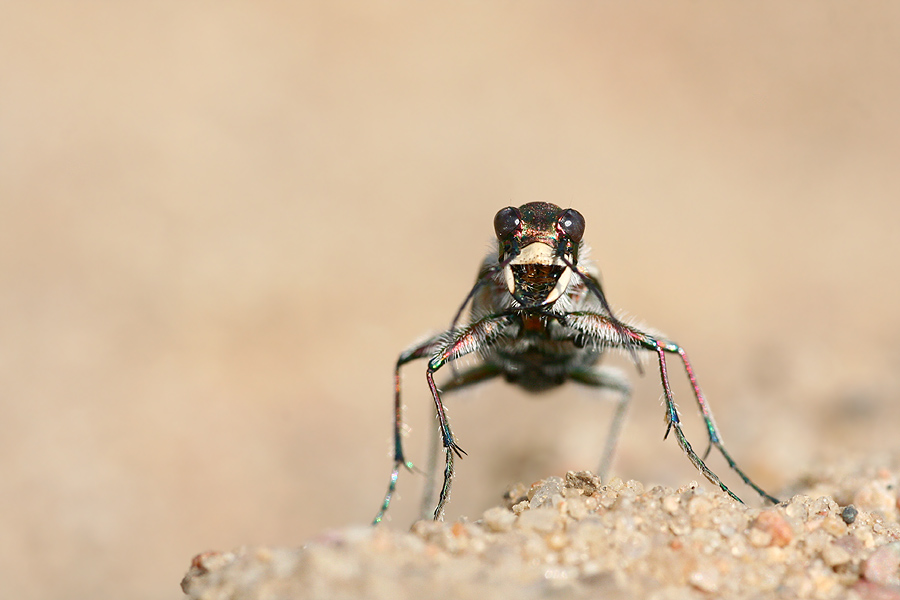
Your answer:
2;2;900;599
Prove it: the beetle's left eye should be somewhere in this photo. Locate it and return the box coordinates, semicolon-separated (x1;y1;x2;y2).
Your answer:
558;208;585;243
494;206;522;241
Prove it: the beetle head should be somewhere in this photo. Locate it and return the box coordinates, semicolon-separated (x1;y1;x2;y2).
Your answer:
493;202;584;307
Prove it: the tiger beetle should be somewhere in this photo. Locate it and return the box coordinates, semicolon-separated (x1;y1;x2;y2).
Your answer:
373;202;779;524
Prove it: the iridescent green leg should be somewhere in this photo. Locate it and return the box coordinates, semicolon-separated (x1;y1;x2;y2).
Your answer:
569;366;632;482
652;343;743;503
561;311;779;505
424;366;466;521
422;403;441;521
373;335;442;525
658;340;780;504
425;314;513;520
419;364;501;520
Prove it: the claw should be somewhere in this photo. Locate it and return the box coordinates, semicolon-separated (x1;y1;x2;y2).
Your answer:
449;441;467;459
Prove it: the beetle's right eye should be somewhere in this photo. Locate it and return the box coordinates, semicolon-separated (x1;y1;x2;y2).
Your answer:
493;206;522;241
557;208;585;244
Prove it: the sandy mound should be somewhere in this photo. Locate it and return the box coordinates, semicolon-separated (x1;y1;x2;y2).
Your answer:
182;457;900;600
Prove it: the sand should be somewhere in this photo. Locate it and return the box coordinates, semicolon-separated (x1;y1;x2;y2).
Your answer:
181;456;900;600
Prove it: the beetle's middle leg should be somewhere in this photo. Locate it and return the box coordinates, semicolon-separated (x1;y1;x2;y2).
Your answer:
569;366;632;482
562;310;779;504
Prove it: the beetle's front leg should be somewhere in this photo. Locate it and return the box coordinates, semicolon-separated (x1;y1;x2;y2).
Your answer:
650;342;744;503
373;334;444;525
657;339;780;504
420;364;501;520
424;313;513;520
561;311;777;504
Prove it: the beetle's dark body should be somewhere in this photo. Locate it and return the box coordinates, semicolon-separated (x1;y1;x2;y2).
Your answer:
469;260;603;393
374;202;778;524
459;202;614;393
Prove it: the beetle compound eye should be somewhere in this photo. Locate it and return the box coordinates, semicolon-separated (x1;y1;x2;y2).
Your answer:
493;206;522;241
558;208;585;244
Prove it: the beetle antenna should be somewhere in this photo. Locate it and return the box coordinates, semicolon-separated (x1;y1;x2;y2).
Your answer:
449;254;516;333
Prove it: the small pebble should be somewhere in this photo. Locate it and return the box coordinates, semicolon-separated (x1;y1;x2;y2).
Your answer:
689;565;720;593
597;489;618;509
625;480;644;495
822;542;852;567
511;500;530;515
752;510;793;548
565;495;590;520
606;476;625;491
662;495;681;515
668;516;691;536
843;505;859;524
785;496;809;521
863;543;900;586
853;580;900;600
504;482;529;508
482;507;517;533
822;514;849;537
189;551;236;575
853;526;877;549
530;476;565;509
517;507;560;535
855;483;898;520
565;470;601;495
688;495;713;517
546;532;567;551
